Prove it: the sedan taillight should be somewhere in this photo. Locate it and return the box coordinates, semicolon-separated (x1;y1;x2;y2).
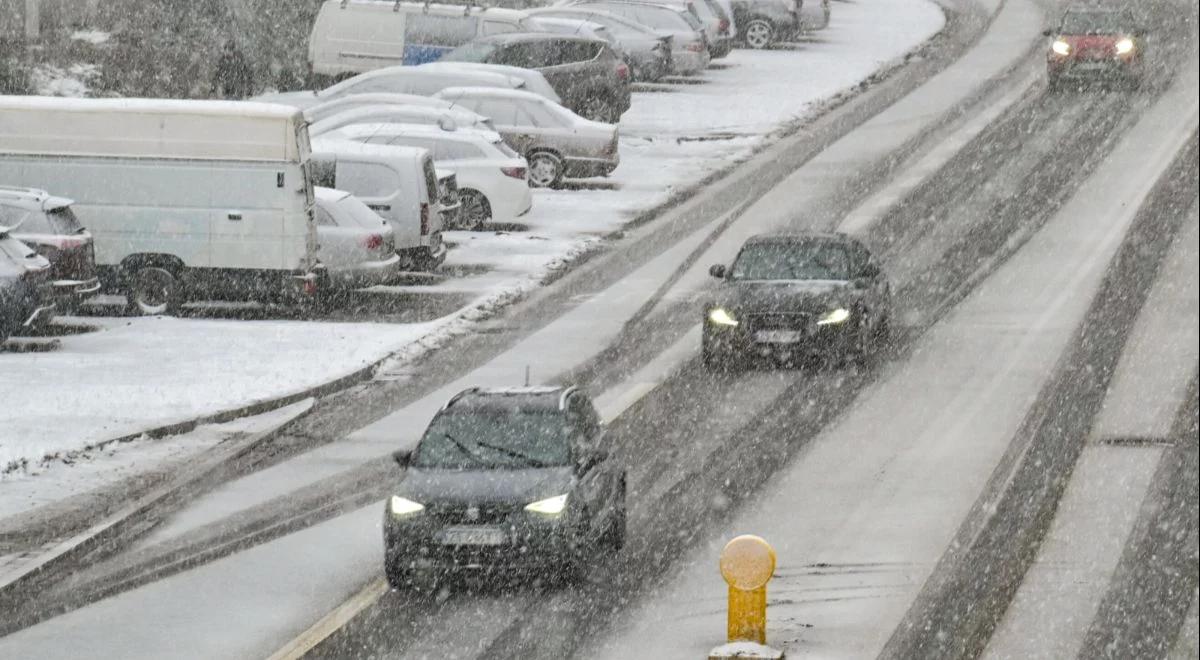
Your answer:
362;234;384;250
687;41;705;53
501;166;527;180
616;61;630;81
718;18;730;33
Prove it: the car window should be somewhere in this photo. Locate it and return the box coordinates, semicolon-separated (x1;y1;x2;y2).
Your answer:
476;99;520;125
314;204;337;227
520;100;566;128
731;241;854;281
442;41;499;63
337;161;400;197
1;206;41;232
405;14;478;47
481;19;521;35
421;156;440;201
413;410;572;469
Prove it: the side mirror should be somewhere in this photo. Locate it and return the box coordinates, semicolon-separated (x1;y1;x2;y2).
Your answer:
709;264;727;279
392;449;410;468
1042;28;1054;37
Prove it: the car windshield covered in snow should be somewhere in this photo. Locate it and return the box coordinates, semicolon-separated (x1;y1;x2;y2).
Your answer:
730;240;854;281
440;41;499;63
413;410;572;469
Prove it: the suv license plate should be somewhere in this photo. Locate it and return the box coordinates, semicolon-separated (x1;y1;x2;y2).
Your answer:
755;330;802;344
439;527;507;546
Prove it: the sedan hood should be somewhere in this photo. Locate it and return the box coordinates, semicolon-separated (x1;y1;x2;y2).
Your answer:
398;466;574;506
710;279;858;314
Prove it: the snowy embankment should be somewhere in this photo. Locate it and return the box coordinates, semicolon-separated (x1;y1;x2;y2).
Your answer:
0;0;945;473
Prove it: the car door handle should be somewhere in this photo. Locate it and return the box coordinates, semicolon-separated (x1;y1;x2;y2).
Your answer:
368;204;391;212
227;211;243;221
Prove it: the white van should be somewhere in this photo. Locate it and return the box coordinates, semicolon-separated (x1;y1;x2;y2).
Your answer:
309;0;533;81
309;140;447;271
0;96;317;314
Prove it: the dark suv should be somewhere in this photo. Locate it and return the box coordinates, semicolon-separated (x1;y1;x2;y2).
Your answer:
442;33;633;122
0;187;100;316
383;386;626;587
703;232;892;368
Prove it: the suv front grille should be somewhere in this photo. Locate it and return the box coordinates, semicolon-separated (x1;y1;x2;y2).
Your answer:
429;503;517;525
748;313;809;330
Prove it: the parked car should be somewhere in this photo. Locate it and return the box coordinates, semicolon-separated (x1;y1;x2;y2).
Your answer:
525;16;617;49
259;67;529;111
1044;6;1146;89
327;123;533;229
1;227;54;344
702;232;892;368
526;7;674;81
799;0;829;31
383;385;626;587
313;187;401;288
0;187;99;315
307;0;533;81
436;87;619;187
567;1;710;75
308;104;492;137
0;97;319;315
309;141;448;271
440;33;632;123
416;62;563;103
641;0;731;57
303;93;472;125
730;0;803;49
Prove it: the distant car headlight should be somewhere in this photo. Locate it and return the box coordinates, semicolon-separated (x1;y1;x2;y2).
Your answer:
525;494;568;516
1052;39;1071;56
816;307;851;326
389;495;425;516
708;307;739;326
1115;38;1135;54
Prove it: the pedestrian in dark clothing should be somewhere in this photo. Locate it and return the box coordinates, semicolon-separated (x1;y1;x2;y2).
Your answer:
213;40;253;98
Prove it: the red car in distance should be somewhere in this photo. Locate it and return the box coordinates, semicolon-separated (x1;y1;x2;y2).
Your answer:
1045;7;1146;89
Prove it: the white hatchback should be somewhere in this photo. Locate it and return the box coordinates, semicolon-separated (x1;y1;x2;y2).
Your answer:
328;123;533;230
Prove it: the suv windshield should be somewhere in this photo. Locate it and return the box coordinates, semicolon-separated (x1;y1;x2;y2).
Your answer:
1061;10;1136;34
413;410;571;469
731;241;853;281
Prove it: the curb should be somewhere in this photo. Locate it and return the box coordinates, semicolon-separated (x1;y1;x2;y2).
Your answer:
0;398;314;630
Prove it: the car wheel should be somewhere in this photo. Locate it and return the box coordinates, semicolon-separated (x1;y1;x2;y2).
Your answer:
456;188;491;230
528;152;565;189
743;19;776;49
126;266;180;316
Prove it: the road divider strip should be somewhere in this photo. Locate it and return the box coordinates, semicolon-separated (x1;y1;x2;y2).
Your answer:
265;578;388;660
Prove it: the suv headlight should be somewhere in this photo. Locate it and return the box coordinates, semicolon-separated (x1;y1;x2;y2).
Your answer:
389;495;425;516
1115;38;1135;54
525;494;568;515
708;307;739;326
816;307;851;326
1052;39;1071;56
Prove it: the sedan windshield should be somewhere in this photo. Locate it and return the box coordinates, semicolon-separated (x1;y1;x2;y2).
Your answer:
442;42;498;63
731;242;853;281
413;410;571;469
1060;10;1136;34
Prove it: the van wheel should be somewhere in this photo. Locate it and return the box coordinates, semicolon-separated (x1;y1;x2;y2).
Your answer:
528;152;564;189
457;189;491;230
127;266;180;316
743;19;776;49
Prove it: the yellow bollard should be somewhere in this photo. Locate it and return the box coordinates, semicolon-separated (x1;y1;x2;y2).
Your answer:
718;535;776;644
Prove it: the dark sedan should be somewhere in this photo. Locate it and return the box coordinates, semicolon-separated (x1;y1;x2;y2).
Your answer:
703;232;892;368
383;386;626;588
440;33;632;123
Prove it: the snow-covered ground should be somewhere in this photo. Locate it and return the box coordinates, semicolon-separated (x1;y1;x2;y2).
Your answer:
1;0;945;476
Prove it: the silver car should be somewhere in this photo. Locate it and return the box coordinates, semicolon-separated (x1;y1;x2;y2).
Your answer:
525;7;675;81
314;187;402;288
436;87;620;188
568;0;711;75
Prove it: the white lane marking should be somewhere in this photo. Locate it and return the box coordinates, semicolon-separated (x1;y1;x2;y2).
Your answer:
264;578;388;660
837;69;1039;237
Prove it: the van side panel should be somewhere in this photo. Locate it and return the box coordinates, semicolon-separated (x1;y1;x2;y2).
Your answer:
310;1;407;75
0;155;309;273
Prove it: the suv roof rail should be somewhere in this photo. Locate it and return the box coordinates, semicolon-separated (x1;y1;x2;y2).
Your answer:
558;385;577;411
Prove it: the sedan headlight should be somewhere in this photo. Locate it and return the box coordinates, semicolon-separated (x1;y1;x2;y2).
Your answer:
708;307;739;326
1052;39;1071;56
525;494;568;515
1115;38;1135;54
389;495;425;516
816;307;851;326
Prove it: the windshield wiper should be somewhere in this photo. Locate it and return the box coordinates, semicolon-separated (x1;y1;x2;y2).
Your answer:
440;432;489;467
471;439;551;468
